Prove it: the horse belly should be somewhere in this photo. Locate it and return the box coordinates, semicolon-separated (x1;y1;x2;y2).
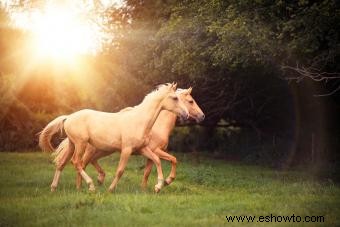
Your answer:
124;136;147;150
88;128;121;151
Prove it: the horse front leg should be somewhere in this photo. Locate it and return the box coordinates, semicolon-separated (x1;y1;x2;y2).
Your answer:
140;146;164;193
141;159;153;189
72;142;95;192
153;147;177;186
108;147;133;192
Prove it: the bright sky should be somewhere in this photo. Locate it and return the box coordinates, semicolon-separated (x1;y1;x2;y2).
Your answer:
1;0;124;60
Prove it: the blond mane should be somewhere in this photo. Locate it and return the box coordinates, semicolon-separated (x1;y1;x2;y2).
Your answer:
140;83;174;104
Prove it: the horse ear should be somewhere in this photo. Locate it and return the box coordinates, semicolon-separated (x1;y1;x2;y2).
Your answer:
173;83;177;91
187;87;192;94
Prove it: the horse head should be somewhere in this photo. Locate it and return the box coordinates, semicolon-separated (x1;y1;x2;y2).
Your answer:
177;87;205;123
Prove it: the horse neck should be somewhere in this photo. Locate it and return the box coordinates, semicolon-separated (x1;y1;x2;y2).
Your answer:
134;96;165;136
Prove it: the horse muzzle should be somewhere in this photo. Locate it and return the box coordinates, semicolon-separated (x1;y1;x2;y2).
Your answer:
181;111;189;120
194;113;205;123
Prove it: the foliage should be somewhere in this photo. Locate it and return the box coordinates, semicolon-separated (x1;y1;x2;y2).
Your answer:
0;152;339;226
121;0;340;168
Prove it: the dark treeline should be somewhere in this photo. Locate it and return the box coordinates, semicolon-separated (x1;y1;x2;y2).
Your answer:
0;0;339;179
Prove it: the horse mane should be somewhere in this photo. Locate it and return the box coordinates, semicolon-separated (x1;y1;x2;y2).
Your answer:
176;88;188;94
117;84;173;111
142;83;173;102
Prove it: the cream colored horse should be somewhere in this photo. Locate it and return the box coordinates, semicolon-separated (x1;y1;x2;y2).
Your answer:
54;88;204;191
39;83;189;193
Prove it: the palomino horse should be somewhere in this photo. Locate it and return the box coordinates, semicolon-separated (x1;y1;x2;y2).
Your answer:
53;88;204;191
39;83;189;192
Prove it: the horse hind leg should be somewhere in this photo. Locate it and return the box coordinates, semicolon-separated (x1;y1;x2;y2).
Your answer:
92;160;106;185
141;159;153;189
70;151;83;190
72;141;96;192
89;150;110;185
76;144;96;190
51;170;62;192
50;142;74;192
76;172;82;190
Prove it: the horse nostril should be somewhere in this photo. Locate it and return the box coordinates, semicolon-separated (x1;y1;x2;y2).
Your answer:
182;111;189;120
201;114;205;120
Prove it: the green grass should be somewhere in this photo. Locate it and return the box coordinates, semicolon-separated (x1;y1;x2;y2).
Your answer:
0;152;339;227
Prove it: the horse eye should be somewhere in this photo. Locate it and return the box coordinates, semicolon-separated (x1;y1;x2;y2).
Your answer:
189;100;194;104
172;96;178;101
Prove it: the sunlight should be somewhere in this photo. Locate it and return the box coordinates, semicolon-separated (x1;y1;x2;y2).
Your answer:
0;1;122;99
2;0;124;62
31;7;97;60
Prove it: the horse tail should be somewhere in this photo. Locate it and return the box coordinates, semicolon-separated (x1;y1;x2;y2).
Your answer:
38;115;68;152
52;138;71;166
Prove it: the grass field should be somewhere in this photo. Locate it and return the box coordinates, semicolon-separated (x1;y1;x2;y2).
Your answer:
0;152;339;226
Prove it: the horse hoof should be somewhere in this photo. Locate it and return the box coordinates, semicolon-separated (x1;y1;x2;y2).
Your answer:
154;179;164;193
164;179;171;186
108;185;115;193
97;174;105;185
89;185;96;192
51;187;56;192
154;186;161;193
165;177;174;186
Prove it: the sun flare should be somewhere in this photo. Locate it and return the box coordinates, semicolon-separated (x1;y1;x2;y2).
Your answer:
28;7;99;60
30;8;94;60
3;0;126;62
3;1;118;62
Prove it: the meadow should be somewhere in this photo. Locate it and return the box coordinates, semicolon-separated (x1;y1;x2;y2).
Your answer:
0;152;339;227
